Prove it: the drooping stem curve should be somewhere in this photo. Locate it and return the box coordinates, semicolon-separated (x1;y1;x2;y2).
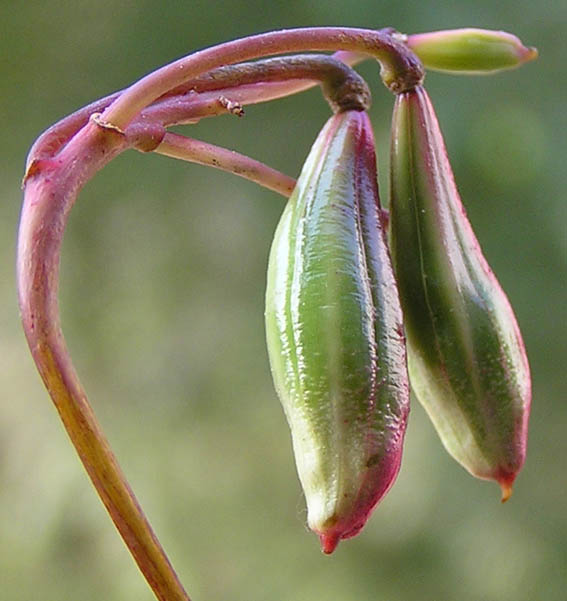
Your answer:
18;121;192;601
160;54;371;112
18;28;422;601
20;115;297;601
102;27;423;129
25;52;371;173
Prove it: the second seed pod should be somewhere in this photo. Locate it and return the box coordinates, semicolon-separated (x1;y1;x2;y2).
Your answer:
389;85;531;500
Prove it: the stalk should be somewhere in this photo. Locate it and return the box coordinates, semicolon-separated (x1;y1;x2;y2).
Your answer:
156;134;295;196
25;52;371;174
101;27;423;129
18;122;191;601
19;34;409;600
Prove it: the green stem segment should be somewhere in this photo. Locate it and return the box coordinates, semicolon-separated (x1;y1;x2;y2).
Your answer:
406;28;537;74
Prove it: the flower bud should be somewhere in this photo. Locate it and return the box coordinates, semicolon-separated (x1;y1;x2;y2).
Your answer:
266;110;409;552
407;28;537;74
389;86;531;501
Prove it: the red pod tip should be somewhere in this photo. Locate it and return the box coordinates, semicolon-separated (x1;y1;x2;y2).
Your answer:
319;532;340;555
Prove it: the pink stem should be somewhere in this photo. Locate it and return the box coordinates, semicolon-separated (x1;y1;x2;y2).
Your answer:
26;51;368;173
156;133;296;196
102;27;422;129
18;120;191;601
18;31;419;601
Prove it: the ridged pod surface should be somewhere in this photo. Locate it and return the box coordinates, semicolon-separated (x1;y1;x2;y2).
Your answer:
266;110;409;553
389;86;531;500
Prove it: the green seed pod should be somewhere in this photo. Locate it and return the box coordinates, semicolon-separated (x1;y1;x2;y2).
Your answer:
389;85;531;501
265;110;409;553
407;28;537;75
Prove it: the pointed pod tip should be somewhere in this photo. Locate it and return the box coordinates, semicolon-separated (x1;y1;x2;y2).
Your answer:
500;481;514;503
319;532;340;554
496;470;517;503
522;46;539;64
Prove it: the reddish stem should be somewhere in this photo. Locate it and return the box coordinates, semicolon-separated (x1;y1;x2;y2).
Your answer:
102;27;423;129
18;120;191;601
18;29;422;601
156;133;296;196
25;52;369;174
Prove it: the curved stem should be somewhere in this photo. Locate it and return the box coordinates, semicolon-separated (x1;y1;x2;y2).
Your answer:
26;52;368;174
25;91;122;173
102;27;423;129
156;133;296;196
161;54;371;112
142;55;370;128
19;33;416;601
18;121;191;601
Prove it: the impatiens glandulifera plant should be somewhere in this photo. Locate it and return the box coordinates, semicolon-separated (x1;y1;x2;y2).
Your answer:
18;27;536;601
266;104;409;554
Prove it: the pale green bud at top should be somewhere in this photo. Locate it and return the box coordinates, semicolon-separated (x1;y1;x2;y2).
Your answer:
406;28;538;74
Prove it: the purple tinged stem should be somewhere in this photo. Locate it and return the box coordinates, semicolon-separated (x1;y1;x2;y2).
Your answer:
156;133;296;196
102;27;422;129
18;121;192;601
17;31;418;596
25;52;369;177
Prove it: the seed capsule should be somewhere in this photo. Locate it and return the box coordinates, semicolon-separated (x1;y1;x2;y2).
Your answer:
389;85;531;500
265;110;409;552
407;28;537;75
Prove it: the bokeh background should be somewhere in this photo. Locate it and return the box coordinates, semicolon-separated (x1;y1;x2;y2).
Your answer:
1;2;565;600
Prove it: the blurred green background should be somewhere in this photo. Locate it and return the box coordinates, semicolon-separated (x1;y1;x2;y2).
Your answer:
1;1;565;600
